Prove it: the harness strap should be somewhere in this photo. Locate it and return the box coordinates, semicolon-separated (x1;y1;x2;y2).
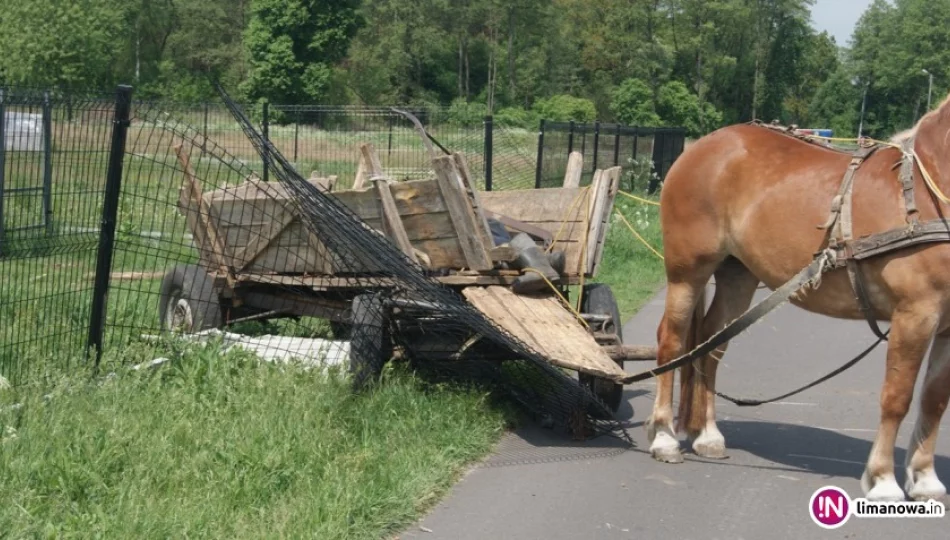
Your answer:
621;249;837;384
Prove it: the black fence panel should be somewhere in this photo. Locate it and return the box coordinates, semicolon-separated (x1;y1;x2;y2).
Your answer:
536;122;686;192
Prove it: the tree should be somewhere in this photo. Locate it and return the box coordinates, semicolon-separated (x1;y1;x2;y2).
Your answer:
610;78;661;126
242;0;362;104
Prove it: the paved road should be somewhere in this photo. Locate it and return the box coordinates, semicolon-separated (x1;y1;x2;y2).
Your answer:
401;284;949;539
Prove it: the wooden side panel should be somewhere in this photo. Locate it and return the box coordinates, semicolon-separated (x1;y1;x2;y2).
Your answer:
462;286;629;382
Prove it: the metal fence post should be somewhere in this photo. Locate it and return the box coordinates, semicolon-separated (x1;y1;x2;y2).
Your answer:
42;92;53;236
202;102;209;154
87;84;133;369
483;115;493;191
262;101;270;182
613;124;621;166
0;89;5;257
592;120;601;173
534;119;546;189
294;108;300;163
567;120;575;154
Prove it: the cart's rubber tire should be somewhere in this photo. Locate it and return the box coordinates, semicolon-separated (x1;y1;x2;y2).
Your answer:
159;264;223;334
579;283;624;415
348;293;393;391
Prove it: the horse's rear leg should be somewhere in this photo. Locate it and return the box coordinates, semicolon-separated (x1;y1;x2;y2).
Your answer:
861;307;938;501
687;260;759;459
647;267;719;463
904;332;950;501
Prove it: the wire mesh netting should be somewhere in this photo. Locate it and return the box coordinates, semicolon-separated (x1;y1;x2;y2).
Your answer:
0;88;118;383
1;85;647;440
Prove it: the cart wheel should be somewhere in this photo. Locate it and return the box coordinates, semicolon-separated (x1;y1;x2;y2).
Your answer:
579;283;624;415
329;321;352;340
159;264;223;334
348;293;393;390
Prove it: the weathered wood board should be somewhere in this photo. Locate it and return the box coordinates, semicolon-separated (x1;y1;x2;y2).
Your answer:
462;286;629;382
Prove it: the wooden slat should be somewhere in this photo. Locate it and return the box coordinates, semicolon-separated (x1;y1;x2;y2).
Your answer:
586;170;611;275
352;149;368;190
432;156;493;271
589;167;621;276
361;143;385;180
230;204;296;272
563;151;584;188
173;144;233;282
452;152;495;251
462;287;629;381
374;178;419;264
481;188;588;223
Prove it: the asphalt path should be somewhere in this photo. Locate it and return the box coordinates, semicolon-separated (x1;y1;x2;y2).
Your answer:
400;283;949;539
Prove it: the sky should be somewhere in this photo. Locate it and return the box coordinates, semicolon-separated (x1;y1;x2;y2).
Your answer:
809;0;876;46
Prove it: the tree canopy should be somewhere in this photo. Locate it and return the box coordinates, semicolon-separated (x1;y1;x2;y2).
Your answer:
0;0;940;137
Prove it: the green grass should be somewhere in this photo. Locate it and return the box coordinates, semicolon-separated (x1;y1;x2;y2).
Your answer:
594;193;665;322
0;341;509;539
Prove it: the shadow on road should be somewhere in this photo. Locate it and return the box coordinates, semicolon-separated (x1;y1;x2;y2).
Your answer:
718;419;950;483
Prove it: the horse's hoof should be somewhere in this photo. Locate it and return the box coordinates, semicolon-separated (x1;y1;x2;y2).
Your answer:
691;429;728;459
650;431;683;463
863;470;906;502
906;470;947;502
652;447;685;464
693;441;728;460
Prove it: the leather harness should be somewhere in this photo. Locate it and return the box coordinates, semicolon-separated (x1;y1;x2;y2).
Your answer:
758;121;950;342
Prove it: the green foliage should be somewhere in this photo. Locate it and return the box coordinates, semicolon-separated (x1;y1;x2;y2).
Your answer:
656;81;723;137
241;0;362;104
446;98;488;125
494;106;540;129
610;79;661;127
532;94;597;123
0;0;126;89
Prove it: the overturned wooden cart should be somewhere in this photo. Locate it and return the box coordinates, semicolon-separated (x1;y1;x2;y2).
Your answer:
160;144;655;412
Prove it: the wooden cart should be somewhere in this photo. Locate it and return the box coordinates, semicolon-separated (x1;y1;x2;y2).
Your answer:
159;144;655;412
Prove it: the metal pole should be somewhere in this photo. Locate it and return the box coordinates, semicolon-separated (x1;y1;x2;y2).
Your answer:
388;114;394;158
534;119;546;189
87;84;133;369
928;73;933;111
858;83;869;139
294;108;299;163
203;102;209;154
42;92;53;236
262;101;269;182
483;115;493;191
567;120;575;154
613;124;621;166
592;121;600;172
0;89;6;257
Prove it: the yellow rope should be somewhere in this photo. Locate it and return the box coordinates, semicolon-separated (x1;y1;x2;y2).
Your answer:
546;186;591;253
521;267;590;331
615;208;665;261
618;190;661;207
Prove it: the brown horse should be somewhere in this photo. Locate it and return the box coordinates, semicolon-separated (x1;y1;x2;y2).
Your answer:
647;94;950;502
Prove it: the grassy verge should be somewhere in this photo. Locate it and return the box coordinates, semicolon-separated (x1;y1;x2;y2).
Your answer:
594;193;665;322
0;341;509;539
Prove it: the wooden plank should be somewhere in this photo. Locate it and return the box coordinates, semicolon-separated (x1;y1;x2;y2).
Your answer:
563;151;584;188
432;156;494;271
230;204;297;272
602;344;658;362
489;246;516;261
452;152;494;251
173;144;234;282
589;167;621;276
586;170;611;275
481;188;588;223
462;286;629;381
352;151;368;190
361;143;385;180
374;178;419;264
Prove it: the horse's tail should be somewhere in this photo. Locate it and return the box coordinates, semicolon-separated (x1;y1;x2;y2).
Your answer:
677;288;708;437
